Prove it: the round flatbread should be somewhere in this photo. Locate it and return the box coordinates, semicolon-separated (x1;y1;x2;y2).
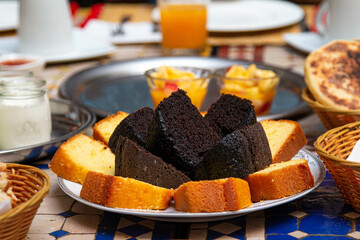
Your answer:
305;40;360;110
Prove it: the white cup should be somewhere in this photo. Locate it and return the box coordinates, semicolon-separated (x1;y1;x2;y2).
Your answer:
316;0;360;43
18;0;75;55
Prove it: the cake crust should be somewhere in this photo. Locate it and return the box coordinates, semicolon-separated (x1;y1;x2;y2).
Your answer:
245;159;314;202
173;177;252;213
80;170;108;205
174;180;226;213
222;178;253;211
80;171;173;210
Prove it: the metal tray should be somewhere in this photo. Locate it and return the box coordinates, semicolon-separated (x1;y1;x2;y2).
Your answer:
0;98;96;163
60;56;310;120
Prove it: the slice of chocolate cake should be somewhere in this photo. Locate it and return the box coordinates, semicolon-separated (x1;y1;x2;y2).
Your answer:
145;89;220;180
109;107;154;152
115;136;191;189
205;94;257;138
239;122;272;171
203;122;272;180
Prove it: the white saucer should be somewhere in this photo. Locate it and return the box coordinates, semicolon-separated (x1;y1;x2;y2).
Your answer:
0;28;115;64
0;1;18;32
83;19;162;45
283;32;325;54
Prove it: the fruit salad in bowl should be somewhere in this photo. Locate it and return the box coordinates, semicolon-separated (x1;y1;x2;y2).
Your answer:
145;66;211;110
215;64;281;115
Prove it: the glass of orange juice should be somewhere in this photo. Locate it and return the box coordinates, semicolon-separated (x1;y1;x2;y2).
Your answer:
158;0;208;56
215;64;281;116
145;66;211;109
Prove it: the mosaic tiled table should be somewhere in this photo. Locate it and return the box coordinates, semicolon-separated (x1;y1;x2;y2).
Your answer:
17;43;360;240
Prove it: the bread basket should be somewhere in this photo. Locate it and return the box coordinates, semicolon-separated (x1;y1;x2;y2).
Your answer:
314;121;360;212
302;87;360;130
0;163;50;240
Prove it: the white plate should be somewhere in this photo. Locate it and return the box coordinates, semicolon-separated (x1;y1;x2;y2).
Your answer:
0;1;18;32
58;148;325;222
83;19;162;44
283;32;325;53
0;28;115;64
152;0;304;32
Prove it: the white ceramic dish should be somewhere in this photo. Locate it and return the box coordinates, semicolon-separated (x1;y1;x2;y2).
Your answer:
152;0;304;32
283;32;325;54
58;148;325;222
0;28;115;64
0;54;46;76
0;1;18;32
83;20;162;44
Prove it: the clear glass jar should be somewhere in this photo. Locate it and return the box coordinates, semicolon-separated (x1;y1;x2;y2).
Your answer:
0;70;33;84
0;77;51;150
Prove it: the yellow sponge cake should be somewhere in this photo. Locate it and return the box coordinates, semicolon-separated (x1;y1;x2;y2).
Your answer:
261;119;307;163
173;177;252;213
80;171;173;210
93;111;128;145
49;134;115;184
245;159;314;202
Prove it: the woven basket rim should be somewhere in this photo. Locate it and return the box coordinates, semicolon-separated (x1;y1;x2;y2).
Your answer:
314;121;360;167
302;88;360;115
0;163;50;221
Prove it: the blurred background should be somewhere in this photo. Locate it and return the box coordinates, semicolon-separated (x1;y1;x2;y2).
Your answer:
77;0;321;7
0;0;320;7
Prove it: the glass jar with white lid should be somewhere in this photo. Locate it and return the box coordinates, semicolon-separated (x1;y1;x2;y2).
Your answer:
0;76;51;150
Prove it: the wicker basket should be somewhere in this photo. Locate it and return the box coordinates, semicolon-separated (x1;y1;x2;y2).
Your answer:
301;87;360;130
314;121;360;212
0;163;50;240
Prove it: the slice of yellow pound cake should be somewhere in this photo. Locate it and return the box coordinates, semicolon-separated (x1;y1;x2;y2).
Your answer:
245;159;315;202
93;111;129;145
80;171;173;210
260;119;307;163
173;177;252;213
49;134;115;184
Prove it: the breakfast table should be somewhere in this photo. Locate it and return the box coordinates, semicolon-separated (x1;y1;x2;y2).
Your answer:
1;2;360;240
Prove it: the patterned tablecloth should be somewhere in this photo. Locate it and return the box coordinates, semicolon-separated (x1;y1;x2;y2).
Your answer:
2;3;359;240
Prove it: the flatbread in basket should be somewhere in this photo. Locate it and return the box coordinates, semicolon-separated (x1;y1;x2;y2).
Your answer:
305;40;360;110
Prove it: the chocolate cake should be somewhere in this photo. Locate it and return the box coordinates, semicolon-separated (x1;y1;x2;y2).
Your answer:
203;122;272;180
115;136;191;189
109;107;154;152
205;94;257;138
145;89;220;180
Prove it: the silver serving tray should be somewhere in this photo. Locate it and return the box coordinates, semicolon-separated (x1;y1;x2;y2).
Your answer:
60;56;310;120
0;98;96;163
